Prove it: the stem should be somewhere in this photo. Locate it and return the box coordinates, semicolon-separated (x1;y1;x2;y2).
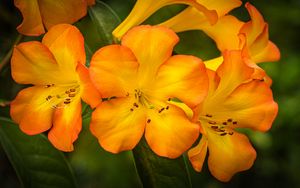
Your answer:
132;137;192;188
0;34;23;72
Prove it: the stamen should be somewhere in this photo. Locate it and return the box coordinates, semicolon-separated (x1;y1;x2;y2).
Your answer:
147;119;151;123
206;114;213;118
166;106;169;110
227;119;232;122
208;121;216;125
70;88;76;92
222;122;227;125
211;126;218;129
64;101;71;104
69;93;76;97
233;121;238;125
158;107;165;113
134;103;139;108
130;108;134;112
220;133;227;136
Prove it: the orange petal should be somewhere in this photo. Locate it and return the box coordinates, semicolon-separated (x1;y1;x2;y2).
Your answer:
252;41;280;63
188;136;208;172
161;0;241;33
11;41;63;85
76;63;101;108
42;24;85;75
10;86;54;135
224;80;278;132
122;25;179;82
48;98;82;152
38;0;87;30
14;0;45;36
145;104;199;158
206;129;256;182
152;55;208;108
87;0;95;6
112;0;217;39
89;45;138;98
90;97;146;153
240;3;265;46
201;15;244;51
214;50;254;97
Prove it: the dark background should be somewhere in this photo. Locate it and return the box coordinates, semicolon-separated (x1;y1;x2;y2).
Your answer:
0;0;300;187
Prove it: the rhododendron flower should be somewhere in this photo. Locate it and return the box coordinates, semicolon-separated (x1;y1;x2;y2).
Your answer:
188;3;280;70
10;24;101;151
112;0;218;40
160;0;242;32
90;25;209;158
188;50;278;181
14;0;95;36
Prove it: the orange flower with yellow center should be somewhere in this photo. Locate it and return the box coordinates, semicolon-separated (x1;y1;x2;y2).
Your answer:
14;0;95;36
187;50;278;181
89;25;209;158
112;0;218;40
174;3;280;70
10;24;101;151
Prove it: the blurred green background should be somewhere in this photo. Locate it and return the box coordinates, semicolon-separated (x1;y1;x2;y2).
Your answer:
1;0;300;187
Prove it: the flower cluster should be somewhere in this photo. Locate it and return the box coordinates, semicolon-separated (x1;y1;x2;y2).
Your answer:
10;0;280;182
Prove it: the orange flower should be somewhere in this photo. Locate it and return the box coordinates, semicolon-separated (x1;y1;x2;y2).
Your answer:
188;50;278;181
89;25;209;158
14;0;95;36
194;3;280;70
10;24;101;151
160;0;242;32
112;0;218;40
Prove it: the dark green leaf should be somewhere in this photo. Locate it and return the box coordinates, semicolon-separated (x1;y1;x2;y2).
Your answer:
133;138;192;188
0;117;77;188
88;0;121;45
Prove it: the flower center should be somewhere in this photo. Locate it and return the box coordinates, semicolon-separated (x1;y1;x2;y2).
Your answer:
129;89;171;123
199;114;238;136
44;83;80;109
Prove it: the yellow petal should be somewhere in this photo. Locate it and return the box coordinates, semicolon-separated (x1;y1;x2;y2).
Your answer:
206;128;256;182
76;63;101;108
10;86;54;135
14;0;45;36
152;55;208;108
145;104;199;158
204;56;223;71
113;0;217;39
188;136;208;172
122;25;179;83
11;41;63;85
49;98;82;152
161;0;241;33
42;24;86;76
38;0;87;30
89;45;138;98
90;97;146;153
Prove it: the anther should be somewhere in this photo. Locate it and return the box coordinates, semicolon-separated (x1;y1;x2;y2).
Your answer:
206;114;213;118
222;122;227;125
168;98;171;101
227;119;232;122
211;126;218;129
220;133;227;136
228;132;234;135
66;98;71;101
147;119;151;123
70;88;76;92
69;93;76;97
65;91;70;94
134;103;139;108
158;108;165;113
208;121;216;125
233;121;238;125
130;108;134;112
64;101;71;104
166;106;169;110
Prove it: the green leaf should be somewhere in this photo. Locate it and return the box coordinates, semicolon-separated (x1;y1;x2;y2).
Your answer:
88;0;121;45
133;138;192;188
0;117;77;188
